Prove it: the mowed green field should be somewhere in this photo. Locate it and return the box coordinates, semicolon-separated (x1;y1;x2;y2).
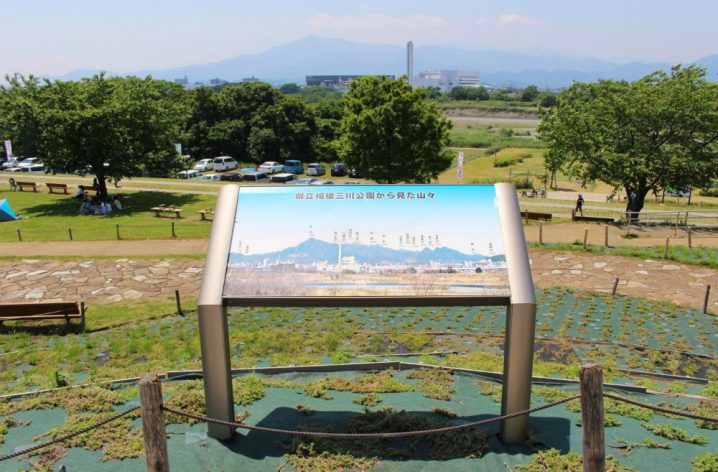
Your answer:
0;188;216;242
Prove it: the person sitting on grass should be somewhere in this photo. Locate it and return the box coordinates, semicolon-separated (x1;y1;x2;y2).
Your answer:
79;198;94;215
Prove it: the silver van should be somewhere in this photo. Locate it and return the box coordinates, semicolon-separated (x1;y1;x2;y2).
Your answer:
213;156;239;172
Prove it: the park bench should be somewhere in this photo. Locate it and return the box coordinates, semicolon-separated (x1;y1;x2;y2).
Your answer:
572;213;615;223
46;182;73;194
197;208;214;221
521;211;552;221
151;205;182;218
0;301;86;329
16;181;42;192
79;185;100;194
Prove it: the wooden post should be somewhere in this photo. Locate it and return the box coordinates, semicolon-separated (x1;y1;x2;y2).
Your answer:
80;301;86;328
611;277;619;296
580;364;605;472
704;285;711;315
688;228;692;248
604;225;609;247
116;224;121;240
664;237;670;259
175;290;183;316
539;224;543;245
171;222;176;238
68;228;73;241
139;374;170;472
583;228;588;249
16;229;22;242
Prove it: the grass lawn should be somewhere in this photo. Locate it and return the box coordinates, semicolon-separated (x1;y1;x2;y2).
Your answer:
0;189;216;242
435;100;539;114
448;122;543;149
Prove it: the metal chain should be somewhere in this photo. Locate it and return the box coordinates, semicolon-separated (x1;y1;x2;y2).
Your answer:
604;393;718;422
162;395;581;439
0;406;139;462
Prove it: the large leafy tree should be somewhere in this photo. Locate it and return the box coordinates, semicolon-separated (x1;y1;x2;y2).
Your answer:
1;74;187;199
186;82;317;164
540;66;718;218
339;76;452;183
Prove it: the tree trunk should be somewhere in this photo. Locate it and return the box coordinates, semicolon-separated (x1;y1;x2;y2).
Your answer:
625;189;647;222
98;177;108;200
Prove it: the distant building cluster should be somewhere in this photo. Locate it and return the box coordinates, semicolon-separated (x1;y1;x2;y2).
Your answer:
414;70;482;93
305;75;396;91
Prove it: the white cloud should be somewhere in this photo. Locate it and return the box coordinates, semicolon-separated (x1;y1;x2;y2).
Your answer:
308;13;448;32
498;13;541;26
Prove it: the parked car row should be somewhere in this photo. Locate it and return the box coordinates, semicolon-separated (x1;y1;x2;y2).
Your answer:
188;157;351;177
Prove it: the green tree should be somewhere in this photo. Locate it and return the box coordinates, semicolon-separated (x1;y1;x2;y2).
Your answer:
339;76;452;183
539;65;718;218
521;85;539;102
279;83;301;94
1;74;187;198
186;82;317;164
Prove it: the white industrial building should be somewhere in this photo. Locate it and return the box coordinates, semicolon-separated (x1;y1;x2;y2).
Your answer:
414;70;481;93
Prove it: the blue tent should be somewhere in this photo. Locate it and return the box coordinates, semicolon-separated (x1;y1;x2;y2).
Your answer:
0;199;18;222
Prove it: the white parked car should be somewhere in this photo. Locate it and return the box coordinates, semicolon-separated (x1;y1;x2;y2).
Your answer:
213;156;239;172
1;158;19;169
306;163;326;176
18;157;43;169
258;161;283;174
177;169;201;179
199;174;222;181
194;158;214;172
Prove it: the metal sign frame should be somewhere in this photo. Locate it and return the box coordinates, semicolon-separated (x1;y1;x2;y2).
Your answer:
197;183;535;443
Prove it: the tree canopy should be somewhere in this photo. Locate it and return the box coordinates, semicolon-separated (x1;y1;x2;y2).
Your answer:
539;65;718;217
339;76;452;184
0;74;187;198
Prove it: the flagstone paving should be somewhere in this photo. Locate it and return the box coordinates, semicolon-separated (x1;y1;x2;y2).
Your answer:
1;248;716;312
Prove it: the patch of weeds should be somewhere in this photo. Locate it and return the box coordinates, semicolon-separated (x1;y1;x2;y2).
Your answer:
693;452;718;472
289;407;487;464
432;407;457;418
354;393;383;407
303;371;412;400
476;381;502;403
605;398;653;421
261;377;298;389
688;401;718;430
405;369;455;401
641;422;707;445
285;442;379;472
643;437;671;449
0;385;132;416
0;416;31;443
515;449;636;471
163;381;206;424
296;404;313;416
42;413;143;462
232;374;266;406
701;382;718;399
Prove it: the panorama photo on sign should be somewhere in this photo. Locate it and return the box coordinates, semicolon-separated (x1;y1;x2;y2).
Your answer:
223;185;508;298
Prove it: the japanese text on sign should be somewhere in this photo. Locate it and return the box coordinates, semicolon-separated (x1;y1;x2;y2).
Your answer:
295;191;436;201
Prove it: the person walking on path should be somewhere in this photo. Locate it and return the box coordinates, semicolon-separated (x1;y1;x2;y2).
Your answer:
575;193;584;216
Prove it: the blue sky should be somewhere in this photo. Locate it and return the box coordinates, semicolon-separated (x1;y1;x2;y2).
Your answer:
1;0;715;77
229;185;504;255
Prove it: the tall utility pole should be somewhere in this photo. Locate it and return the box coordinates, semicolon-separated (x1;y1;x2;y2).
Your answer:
407;41;414;87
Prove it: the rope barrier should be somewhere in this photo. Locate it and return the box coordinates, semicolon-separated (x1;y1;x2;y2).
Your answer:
0;406;139;462
604;393;718;423
162;395;581;439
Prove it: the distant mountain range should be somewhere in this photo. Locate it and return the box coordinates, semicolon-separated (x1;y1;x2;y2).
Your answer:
229;237;505;266
56;36;718;89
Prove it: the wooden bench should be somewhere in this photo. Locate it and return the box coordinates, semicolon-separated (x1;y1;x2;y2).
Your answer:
16;181;42;192
0;301;86;329
46;183;73;194
521;211;552;221
79;185;100;194
197;208;214;221
572;213;615;223
151;205;182;218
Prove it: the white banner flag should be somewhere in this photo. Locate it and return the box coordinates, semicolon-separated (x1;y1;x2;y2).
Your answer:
3;140;11;161
456;151;464;180
175;143;182;155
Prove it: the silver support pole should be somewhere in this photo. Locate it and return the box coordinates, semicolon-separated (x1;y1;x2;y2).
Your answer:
198;185;239;440
495;183;537;443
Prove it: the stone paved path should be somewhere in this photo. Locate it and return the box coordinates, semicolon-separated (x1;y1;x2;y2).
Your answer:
1;247;716;312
